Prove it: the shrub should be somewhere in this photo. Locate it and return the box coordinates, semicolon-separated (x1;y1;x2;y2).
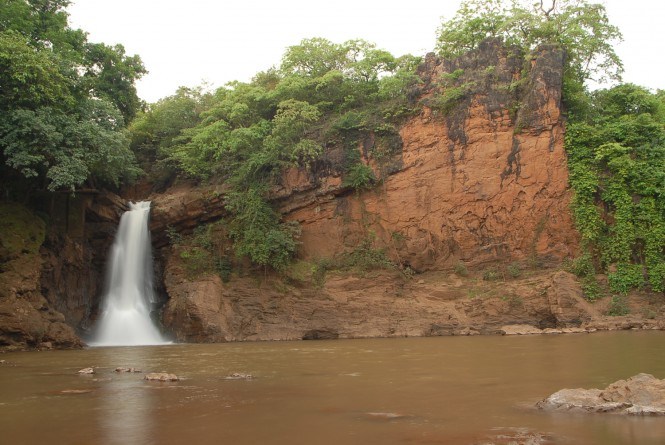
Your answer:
344;162;376;191
607;295;630;316
454;261;469;277
507;262;522;278
482;268;501;281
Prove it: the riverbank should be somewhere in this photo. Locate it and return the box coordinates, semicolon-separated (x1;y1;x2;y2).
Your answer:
161;262;665;343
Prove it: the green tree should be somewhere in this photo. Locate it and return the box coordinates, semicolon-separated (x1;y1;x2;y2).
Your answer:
0;0;144;193
82;42;147;122
149;36;418;271
436;0;623;86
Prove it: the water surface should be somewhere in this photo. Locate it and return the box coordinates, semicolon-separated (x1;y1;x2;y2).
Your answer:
1;331;664;444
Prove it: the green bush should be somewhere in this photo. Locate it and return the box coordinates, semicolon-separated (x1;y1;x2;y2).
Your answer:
482;269;501;281
454;261;469;277
607;295;630;316
507;263;522;278
344;162;376;191
216;256;233;282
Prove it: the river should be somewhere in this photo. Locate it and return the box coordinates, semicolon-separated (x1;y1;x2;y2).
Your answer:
1;331;664;444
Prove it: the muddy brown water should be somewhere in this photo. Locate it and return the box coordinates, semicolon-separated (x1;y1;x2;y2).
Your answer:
1;331;665;444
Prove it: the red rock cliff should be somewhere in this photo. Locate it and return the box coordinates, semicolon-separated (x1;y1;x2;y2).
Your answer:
153;40;600;342
273;39;576;270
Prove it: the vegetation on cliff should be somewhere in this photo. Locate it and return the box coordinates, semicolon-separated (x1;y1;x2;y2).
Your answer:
0;0;145;195
2;0;662;295
133;38;419;270
567;85;665;293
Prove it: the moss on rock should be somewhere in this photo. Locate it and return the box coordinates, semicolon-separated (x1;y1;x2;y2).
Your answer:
0;203;46;262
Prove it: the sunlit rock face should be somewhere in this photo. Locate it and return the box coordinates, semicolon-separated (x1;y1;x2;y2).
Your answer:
154;39;585;342
278;39;576;270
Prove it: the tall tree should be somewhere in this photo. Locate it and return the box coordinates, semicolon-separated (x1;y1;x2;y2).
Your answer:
436;0;623;86
0;0;145;193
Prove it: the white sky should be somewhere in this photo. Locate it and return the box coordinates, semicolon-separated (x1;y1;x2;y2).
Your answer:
67;0;665;103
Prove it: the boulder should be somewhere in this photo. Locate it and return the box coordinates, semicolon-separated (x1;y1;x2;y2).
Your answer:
537;373;665;415
144;372;179;381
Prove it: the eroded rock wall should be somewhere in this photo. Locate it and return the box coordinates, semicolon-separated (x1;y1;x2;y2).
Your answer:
154;40;586;342
0;203;81;350
280;40;576;270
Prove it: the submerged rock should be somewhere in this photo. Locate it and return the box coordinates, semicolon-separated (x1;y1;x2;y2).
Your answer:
224;372;253;380
144;372;179;382
115;367;143;373
537;373;665;415
474;427;555;445
364;412;410;421
77;367;95;374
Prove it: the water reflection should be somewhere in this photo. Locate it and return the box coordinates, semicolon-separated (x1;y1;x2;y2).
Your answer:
96;347;156;445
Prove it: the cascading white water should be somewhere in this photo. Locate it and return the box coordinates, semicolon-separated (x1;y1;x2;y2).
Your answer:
91;201;168;346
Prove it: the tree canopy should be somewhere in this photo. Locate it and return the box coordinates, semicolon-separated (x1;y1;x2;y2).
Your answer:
0;0;145;193
133;37;420;269
436;0;623;87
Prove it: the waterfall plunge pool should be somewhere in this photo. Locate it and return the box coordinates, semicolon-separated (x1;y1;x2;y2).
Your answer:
1;331;665;444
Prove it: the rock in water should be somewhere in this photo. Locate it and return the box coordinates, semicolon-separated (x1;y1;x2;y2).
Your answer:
144;372;179;381
224;372;253;380
537;373;665;415
77;367;95;374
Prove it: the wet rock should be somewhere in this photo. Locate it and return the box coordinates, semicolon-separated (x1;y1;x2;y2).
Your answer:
144;372;179;381
115;367;142;373
58;389;93;395
224;372;253;380
77;367;95;374
537;373;665;415
364;412;410;421
499;324;543;335
474;427;555;445
455;327;481;336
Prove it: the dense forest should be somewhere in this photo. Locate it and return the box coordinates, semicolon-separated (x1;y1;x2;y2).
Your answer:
1;0;663;295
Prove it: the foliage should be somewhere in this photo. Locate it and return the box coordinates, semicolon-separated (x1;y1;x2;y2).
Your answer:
344;162;376;191
225;186;300;271
507;262;522;278
607;294;630;316
431;84;472;115
567;84;665;293
0;0;145;193
482;268;501;281
436;0;623;86
134;36;420;271
172;223;235;281
336;235;395;273
454;261;469;277
0;202;45;260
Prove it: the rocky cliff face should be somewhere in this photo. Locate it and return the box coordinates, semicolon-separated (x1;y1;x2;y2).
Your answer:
5;40;658;349
275;40;575;270
0;203;81;350
154;40;589;342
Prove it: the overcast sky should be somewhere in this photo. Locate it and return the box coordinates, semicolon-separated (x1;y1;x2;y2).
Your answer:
67;0;665;103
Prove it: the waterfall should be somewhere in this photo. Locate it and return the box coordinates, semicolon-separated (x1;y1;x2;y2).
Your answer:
91;201;168;346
